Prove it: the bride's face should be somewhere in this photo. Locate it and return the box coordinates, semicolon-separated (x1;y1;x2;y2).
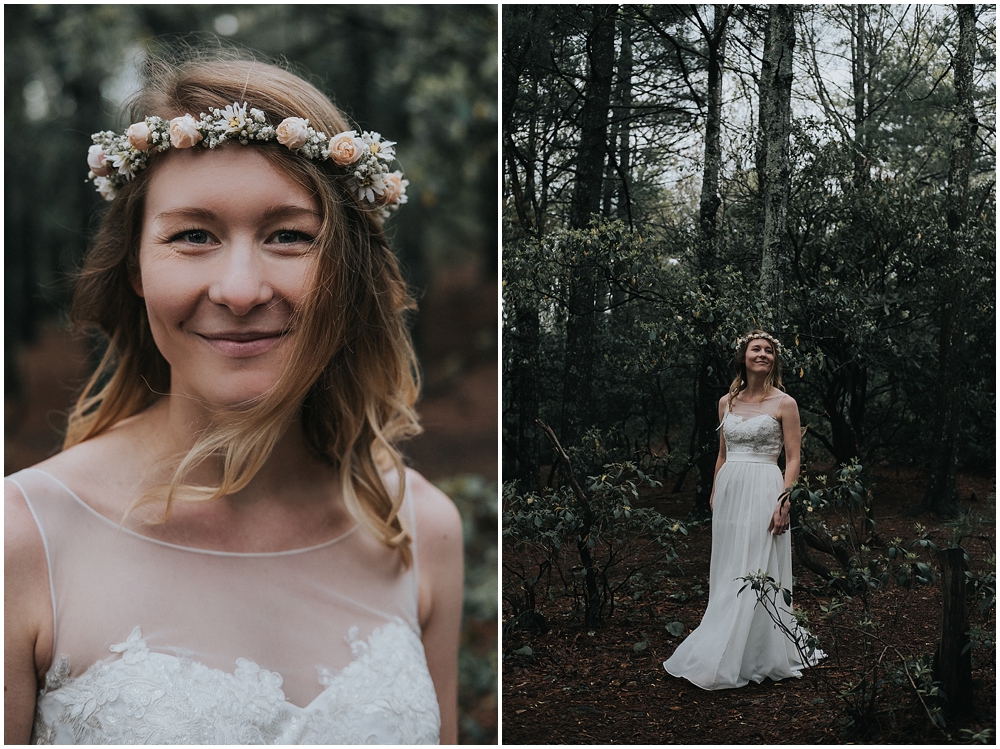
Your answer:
744;338;775;375
136;147;322;407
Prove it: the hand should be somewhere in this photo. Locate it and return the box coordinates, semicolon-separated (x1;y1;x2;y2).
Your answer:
709;495;714;513
767;497;790;535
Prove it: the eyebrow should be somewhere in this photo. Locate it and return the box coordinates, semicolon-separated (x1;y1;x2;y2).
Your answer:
153;205;322;223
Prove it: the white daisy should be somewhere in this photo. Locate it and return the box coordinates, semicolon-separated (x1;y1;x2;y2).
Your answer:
363;131;396;162
221;102;248;135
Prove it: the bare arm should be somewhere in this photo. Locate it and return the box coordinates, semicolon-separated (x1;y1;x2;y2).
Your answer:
768;394;802;535
5;482;53;744
410;471;463;745
709;397;727;512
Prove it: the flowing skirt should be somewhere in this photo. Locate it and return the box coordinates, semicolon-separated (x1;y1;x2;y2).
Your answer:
663;454;823;689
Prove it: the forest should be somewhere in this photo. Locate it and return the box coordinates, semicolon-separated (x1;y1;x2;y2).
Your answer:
502;4;995;744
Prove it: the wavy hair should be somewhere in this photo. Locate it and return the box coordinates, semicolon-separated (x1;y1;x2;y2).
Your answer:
726;330;784;413
64;51;421;564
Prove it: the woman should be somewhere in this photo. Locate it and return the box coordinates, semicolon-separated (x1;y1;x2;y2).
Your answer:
5;53;462;744
663;331;822;689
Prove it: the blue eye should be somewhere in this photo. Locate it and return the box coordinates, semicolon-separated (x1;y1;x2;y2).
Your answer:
175;230;209;244
273;230;312;244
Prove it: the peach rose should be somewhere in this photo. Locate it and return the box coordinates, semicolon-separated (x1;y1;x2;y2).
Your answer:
87;145;110;177
127;121;151;151
379;170;408;206
169;115;203;149
276;117;310;150
328;130;365;166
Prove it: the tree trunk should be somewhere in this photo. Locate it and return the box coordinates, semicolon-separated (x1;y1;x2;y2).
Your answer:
851;5;869;188
514;267;541;490
757;5;796;325
933;547;973;719
537;421;603;629
698;5;729;266
922;4;977;516
561;5;617;446
615;14;634;225
691;4;731;521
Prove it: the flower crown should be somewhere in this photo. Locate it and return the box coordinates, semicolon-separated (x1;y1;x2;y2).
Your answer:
86;101;407;219
735;331;782;354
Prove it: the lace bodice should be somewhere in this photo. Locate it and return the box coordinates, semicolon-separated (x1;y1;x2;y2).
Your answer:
722;393;786;456
6;468;441;745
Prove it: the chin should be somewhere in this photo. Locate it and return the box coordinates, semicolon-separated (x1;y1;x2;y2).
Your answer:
197;378;283;410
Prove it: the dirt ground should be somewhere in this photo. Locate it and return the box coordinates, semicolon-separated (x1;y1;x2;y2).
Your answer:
502;466;996;745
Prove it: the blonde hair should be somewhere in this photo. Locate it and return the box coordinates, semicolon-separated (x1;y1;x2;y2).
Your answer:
64;51;421;564
726;330;784;412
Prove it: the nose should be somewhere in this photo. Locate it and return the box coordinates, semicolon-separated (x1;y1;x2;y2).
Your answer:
207;243;274;316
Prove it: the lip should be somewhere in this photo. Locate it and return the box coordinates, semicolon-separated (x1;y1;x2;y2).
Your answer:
196;330;287;358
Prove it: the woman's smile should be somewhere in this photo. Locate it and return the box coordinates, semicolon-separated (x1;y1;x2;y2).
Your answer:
195;329;289;358
137;147;321;406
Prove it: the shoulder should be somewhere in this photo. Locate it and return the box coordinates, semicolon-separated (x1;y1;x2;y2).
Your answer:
775;392;799;420
5;478;45;566
25;415;157;517
5;477;53;670
777;392;798;411
406;469;462;548
406;470;463;630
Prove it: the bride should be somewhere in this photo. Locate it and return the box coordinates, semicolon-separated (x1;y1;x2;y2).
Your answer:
5;52;461;744
663;330;822;689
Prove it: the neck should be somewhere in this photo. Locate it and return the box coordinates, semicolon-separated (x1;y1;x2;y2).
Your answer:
741;373;770;400
141;392;327;504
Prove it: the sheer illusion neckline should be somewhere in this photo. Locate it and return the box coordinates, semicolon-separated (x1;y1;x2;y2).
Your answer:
732;391;784;406
26;468;359;558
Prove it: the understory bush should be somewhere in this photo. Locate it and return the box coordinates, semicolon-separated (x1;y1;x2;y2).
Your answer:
746;466;995;741
503;459;689;639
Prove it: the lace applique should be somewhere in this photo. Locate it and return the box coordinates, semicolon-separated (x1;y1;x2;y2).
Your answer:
33;622;439;745
723;412;783;456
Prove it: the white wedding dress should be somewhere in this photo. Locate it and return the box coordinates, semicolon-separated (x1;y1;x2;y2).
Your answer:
5;468;441;744
663;393;823;689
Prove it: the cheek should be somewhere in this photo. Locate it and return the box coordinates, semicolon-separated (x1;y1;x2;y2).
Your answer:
278;257;321;309
137;260;205;332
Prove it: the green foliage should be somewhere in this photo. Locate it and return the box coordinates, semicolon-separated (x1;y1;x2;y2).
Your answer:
435;474;498;744
959;727;996;744
502;458;688;628
743;464;995;740
737;570;823;664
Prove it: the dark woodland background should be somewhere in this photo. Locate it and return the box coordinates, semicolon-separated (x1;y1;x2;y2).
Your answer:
502;4;995;744
4;5;497;744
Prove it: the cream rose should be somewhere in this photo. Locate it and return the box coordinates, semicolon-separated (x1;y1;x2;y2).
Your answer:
169;115;203;148
127;121;151;151
87;145;110;177
276;117;310;150
378;170;409;206
328;130;365;166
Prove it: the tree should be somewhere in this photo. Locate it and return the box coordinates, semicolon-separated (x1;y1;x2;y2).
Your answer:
757;4;796;324
922;4;979;517
560;5;618;446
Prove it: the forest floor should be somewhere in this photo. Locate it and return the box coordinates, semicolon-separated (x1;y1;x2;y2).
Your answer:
502;465;995;745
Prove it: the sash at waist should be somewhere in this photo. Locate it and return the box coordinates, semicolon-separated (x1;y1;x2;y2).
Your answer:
726;452;778;464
